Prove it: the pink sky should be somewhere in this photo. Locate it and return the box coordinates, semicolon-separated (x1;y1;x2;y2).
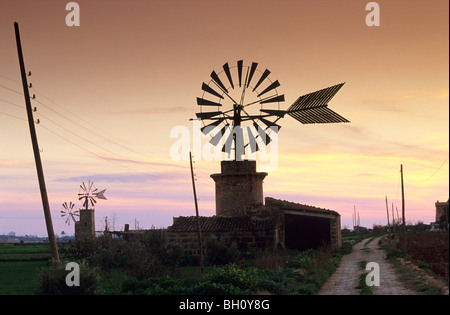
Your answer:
0;0;448;236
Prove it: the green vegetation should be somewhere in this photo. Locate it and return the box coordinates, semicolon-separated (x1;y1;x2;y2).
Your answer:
0;233;357;295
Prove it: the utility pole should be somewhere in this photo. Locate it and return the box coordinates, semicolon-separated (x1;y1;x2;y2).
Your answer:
391;202;396;234
190;152;203;274
14;22;59;263
400;164;406;251
385;196;390;236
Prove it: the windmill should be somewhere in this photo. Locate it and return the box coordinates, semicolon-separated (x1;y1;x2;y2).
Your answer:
60;201;79;226
195;60;349;160
78;180;107;210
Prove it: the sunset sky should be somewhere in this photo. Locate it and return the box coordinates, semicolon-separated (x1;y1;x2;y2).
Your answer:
0;0;448;237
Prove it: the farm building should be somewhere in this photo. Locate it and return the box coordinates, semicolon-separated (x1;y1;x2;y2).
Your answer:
167;160;341;253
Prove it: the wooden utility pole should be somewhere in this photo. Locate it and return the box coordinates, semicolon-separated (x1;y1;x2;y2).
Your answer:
391;202;396;234
400;164;406;251
190;152;203;274
14;22;59;263
385;195;390;236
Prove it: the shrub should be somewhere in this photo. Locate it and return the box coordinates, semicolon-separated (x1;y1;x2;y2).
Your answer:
34;260;102;295
205;264;256;291
205;236;240;265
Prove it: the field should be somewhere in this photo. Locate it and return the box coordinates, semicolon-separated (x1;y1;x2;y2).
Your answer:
0;240;352;295
398;232;449;279
0;243;52;295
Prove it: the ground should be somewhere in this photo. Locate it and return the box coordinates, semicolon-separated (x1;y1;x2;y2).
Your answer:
318;236;448;295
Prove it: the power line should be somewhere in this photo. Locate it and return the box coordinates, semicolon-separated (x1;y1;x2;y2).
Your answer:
413;157;449;183
0;76;179;167
0;111;26;121
0;78;184;173
0;97;171;178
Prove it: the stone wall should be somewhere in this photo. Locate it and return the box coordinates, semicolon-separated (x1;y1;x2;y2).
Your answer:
210;160;267;217
167;229;280;255
75;209;95;242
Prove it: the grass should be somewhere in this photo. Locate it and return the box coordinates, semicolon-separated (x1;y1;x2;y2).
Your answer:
0;260;48;295
0;243;54;295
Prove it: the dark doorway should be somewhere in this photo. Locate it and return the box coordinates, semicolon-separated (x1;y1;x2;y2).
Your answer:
284;214;331;251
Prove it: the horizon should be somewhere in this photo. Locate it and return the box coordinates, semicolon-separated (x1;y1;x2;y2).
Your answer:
1;0;448;238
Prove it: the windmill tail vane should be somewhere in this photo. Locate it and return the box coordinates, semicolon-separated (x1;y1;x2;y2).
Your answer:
195;60;350;161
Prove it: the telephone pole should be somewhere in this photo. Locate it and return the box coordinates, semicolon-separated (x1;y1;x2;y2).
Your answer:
190;152;203;274
400;164;406;251
385;195;390;236
14;22;59;263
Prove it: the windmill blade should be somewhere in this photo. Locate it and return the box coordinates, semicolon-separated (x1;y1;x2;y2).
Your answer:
288;83;345;111
257;116;281;130
246;126;259;153
221;127;244;154
260;109;286;118
196;111;223;119
257;80;280;98
201;118;226;134
69;213;77;224
260;94;285;104
197;97;222;107
209;125;228;146
237;60;243;87
221;130;234;153
252;122;272;145
202;83;224;99
252;69;271;92
210;70;228;93
246;62;258;88
223;62;234;89
288;106;349;124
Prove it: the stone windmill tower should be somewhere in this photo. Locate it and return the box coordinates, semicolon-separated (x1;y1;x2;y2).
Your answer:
74;181;106;242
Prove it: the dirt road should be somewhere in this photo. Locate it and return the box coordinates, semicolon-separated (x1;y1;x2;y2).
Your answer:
318;236;419;295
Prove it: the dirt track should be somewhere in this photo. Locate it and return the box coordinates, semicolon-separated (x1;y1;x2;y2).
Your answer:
318;236;419;295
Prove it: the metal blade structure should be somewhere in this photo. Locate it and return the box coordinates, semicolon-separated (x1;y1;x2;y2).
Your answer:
77;180;107;210
194;60;350;161
61;201;79;226
196;60;285;160
287;83;349;124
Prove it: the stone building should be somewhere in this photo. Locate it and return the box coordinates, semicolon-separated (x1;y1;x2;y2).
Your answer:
168;160;341;254
435;199;449;228
75;209;95;242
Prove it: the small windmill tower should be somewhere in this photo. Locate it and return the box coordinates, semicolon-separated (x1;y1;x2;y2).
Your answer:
74;181;107;242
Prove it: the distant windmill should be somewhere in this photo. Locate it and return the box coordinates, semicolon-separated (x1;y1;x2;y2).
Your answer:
60;201;79;226
195;59;349;160
78;180;107;210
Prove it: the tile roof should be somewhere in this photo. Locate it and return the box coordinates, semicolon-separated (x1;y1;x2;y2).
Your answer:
265;197;340;217
167;215;278;232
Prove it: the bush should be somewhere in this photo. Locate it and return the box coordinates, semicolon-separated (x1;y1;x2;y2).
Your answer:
34;260;102;295
205;236;240;266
